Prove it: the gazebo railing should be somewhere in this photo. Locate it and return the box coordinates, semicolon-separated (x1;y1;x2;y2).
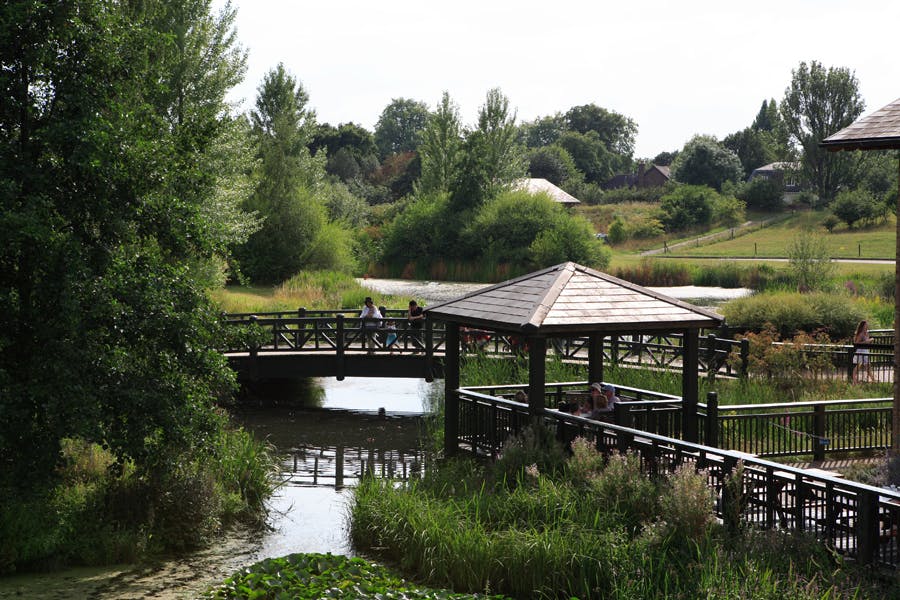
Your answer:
453;391;900;567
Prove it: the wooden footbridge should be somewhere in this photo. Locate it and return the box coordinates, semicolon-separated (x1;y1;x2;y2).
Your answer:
222;309;448;381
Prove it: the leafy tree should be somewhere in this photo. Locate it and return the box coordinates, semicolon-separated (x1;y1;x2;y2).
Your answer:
519;113;567;148
416;92;463;195
313;122;379;183
780;60;865;201
527;145;582;187
752;99;780;132
373;97;429;158
652;150;678;166
659;185;717;231
0;0;246;480
565;104;637;158
381;192;454;263
558;130;620;184
449;88;525;213
830;189;887;229
738;177;784;211
722;127;779;178
671;135;743;191
238;64;328;282
461;189;607;268
529;214;611;270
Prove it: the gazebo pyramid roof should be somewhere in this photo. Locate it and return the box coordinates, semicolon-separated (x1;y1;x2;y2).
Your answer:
821;97;900;151
425;262;723;334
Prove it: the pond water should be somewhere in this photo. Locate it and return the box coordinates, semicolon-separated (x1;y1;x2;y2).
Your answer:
0;378;437;600
357;277;750;308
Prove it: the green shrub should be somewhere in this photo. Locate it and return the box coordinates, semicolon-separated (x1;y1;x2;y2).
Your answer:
722;291;865;338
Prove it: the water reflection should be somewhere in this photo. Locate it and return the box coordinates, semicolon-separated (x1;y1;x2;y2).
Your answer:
1;377;436;599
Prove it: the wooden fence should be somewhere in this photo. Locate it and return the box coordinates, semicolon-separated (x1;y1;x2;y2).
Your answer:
454;388;900;567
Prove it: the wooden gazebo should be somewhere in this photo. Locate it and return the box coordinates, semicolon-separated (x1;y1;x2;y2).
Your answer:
821;97;900;452
425;262;723;454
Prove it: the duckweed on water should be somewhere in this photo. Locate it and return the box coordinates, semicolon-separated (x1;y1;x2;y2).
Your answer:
205;552;511;600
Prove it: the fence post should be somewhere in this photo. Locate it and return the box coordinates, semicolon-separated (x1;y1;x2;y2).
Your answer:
705;392;719;447
335;314;345;381
846;345;855;382
813;404;826;461
249;315;259;358
611;335;619;367
706;333;717;380
616;403;633;453
856;489;879;565
739;338;750;378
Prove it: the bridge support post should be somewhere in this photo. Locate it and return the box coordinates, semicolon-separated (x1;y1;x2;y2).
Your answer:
336;314;345;381
444;322;460;457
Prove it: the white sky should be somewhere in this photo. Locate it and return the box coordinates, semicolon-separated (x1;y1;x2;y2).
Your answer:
217;0;899;159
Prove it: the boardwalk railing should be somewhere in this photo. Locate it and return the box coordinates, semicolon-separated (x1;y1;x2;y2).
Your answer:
459;382;894;460
705;396;894;459
454;390;900;567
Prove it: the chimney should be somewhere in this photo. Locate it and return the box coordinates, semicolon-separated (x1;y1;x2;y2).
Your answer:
636;161;645;188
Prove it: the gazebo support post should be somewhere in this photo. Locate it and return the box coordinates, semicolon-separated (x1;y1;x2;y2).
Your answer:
444;322;460;456
894;154;900;454
527;335;546;420
588;333;604;384
681;328;700;442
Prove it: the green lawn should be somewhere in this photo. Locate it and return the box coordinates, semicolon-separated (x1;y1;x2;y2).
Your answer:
672;211;896;258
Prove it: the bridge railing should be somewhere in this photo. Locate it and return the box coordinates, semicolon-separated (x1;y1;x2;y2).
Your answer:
453;390;900;567
221;312;893;382
223;312;448;355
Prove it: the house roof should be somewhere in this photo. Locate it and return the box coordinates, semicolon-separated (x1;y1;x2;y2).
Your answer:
424;262;723;335
820;97;900;151
515;178;580;204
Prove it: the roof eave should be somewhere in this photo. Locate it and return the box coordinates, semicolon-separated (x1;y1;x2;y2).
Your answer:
820;137;900;152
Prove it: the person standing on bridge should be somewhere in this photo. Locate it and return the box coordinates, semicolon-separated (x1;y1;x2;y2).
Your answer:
406;300;424;352
360;297;382;354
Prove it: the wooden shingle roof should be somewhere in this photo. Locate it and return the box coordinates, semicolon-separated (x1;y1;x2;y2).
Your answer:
425;262;723;334
821;97;900;151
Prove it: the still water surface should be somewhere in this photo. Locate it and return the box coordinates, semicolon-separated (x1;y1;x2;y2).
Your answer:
0;378;435;600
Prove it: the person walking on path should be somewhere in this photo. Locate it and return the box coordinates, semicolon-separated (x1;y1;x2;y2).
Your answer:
852;319;872;383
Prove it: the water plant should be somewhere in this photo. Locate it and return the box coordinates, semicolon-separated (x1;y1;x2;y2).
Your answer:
205;552;510;599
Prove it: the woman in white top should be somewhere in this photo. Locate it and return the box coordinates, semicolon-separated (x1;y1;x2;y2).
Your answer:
852;319;872;383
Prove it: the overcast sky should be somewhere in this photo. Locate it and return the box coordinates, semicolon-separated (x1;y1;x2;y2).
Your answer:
217;0;899;159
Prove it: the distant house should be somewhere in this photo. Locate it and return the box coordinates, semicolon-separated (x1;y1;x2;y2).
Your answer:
748;161;802;203
514;178;580;206
602;162;671;190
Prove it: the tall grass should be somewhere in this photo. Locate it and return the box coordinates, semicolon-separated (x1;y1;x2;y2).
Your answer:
211;270;416;314
350;435;888;599
367;259;530;283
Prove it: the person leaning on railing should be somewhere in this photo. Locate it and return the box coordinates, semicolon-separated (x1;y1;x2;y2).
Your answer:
406;300;424;352
360;297;382;354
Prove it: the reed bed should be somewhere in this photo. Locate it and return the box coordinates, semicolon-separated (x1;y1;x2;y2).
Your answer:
350;434;891;599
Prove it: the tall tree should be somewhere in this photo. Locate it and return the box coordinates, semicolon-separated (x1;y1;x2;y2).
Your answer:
449;88;525;212
780;60;865;201
238;63;327;282
0;0;246;479
373;97;429;159
671;135;744;191
417;91;463;195
519;113;567;148
565;104;637;158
